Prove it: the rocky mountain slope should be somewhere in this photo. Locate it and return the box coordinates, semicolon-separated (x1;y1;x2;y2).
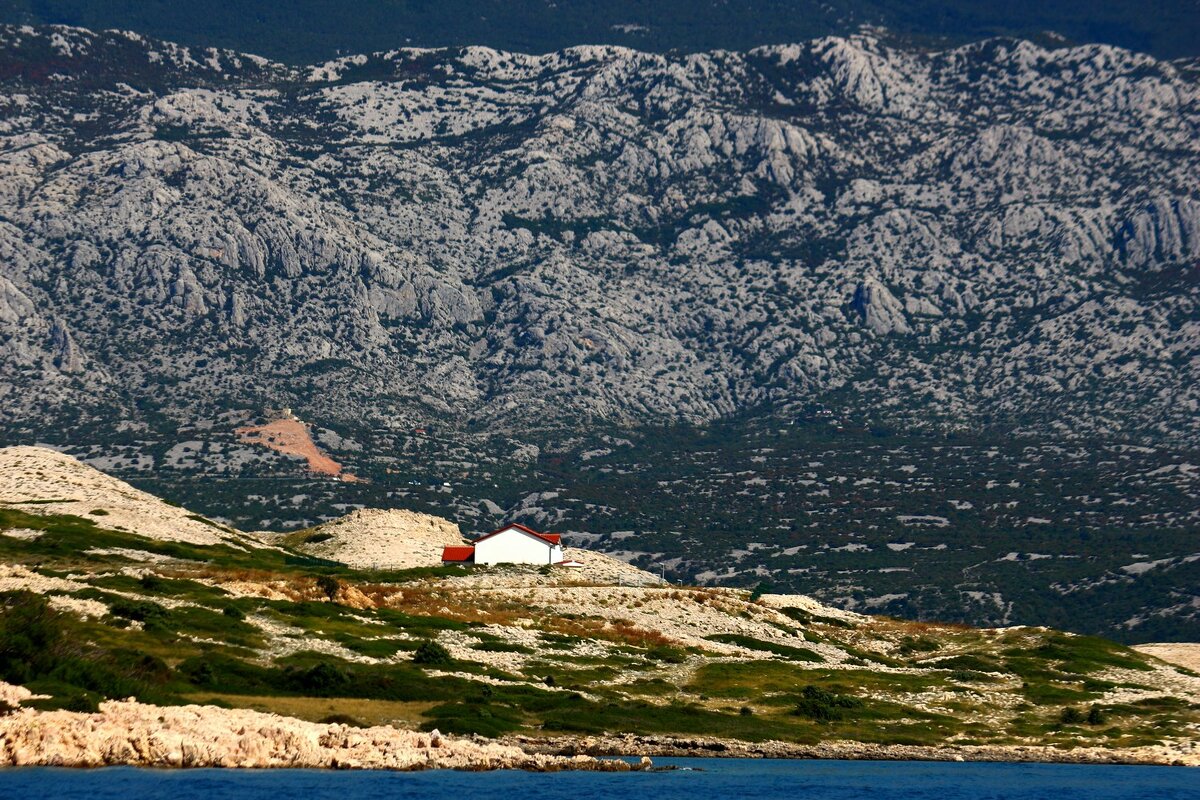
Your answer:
0;449;1197;765
0;24;1196;445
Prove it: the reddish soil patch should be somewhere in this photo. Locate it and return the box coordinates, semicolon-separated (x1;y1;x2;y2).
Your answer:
236;419;359;481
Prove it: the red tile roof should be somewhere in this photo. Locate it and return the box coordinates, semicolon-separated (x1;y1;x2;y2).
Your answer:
441;545;475;562
475;522;562;547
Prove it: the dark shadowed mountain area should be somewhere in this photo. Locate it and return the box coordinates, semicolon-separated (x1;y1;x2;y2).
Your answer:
1;0;1198;62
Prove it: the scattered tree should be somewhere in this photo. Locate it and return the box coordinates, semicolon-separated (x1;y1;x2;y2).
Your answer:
315;575;341;602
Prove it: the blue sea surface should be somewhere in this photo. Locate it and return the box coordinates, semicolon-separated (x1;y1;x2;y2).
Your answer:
0;758;1196;800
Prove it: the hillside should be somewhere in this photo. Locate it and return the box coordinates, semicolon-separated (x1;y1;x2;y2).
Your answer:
0;23;1197;640
0;445;251;547
0;448;1197;765
278;508;467;570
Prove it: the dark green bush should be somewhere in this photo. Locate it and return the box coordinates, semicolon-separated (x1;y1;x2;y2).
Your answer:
412;639;452;665
644;644;688;663
138;574;164;591
0;592;170;705
289;662;350;693
471;640;533;654
705;634;822;662
936;655;1000;672
1060;707;1086;725
792;685;863;722
0;591;65;684
108;599;168;623
898;636;940;655
63;692;101;713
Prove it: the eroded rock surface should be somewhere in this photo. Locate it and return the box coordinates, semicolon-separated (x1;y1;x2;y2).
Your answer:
0;26;1195;446
0;689;638;771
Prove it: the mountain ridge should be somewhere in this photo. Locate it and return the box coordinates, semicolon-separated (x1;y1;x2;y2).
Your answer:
0;24;1197;640
0;23;1196;446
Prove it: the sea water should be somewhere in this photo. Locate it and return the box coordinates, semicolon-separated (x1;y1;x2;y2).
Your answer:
0;758;1196;800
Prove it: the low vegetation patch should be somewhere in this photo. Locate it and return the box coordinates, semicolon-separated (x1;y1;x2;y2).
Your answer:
791;685;864;722
705;633;823;662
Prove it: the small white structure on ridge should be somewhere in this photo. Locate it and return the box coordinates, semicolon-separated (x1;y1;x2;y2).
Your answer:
442;522;564;566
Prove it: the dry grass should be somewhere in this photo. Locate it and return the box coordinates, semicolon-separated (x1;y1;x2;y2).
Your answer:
885;618;977;635
184;693;437;728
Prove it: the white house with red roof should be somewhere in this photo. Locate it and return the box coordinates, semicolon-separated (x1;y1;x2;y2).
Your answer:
441;522;564;566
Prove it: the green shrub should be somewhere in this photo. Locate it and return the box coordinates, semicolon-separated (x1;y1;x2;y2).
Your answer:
108;599;168;623
936;654;1003;672
898;636;940;655
705;634;822;662
412;640;452;665
222;605;246;620
778;607;855;629
471;640;533;654
289;662;350;693
63;691;101;713
138;574;164;591
644;644;688;664
0;591;65;683
1060;707;1085;725
176;653;466;702
0;592;171;705
792;685;863;722
1087;705;1107;725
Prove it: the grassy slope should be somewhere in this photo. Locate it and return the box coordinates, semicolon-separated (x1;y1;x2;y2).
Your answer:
0;506;1196;751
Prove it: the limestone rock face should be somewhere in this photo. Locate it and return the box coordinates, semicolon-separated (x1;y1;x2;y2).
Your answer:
850;278;911;336
0;25;1196;444
0;690;636;771
290;508;466;569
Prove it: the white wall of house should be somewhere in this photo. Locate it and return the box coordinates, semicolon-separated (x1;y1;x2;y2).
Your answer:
474;527;564;565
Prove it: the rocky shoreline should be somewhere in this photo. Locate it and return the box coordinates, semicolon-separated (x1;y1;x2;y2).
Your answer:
503;733;1200;768
0;694;642;772
0;683;1193;771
